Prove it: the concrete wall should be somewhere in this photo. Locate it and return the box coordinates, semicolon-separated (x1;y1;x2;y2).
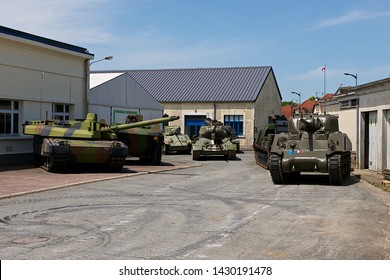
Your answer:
163;102;255;150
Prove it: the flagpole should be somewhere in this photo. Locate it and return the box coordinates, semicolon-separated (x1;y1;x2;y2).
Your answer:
323;64;326;97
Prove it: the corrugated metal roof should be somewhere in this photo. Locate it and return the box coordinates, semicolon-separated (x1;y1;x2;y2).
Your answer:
92;66;276;102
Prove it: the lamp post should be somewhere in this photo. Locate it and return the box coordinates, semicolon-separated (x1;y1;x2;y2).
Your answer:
344;72;357;86
89;55;113;66
85;56;113;116
291;91;301;105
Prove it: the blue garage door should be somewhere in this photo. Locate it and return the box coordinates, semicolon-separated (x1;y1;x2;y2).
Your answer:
185;115;206;138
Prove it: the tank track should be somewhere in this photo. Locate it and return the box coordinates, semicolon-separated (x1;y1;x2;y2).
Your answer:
269;154;285;184
328;152;351;185
253;145;270;169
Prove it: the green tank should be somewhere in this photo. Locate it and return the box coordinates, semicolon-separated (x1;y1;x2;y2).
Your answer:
268;113;352;185
192;118;238;160
23;113;178;172
115;115;180;165
162;125;192;154
253;115;288;168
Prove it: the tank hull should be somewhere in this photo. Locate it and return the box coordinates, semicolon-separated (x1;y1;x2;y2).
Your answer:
34;137;128;172
163;134;192;154
116;127;163;165
192;139;237;160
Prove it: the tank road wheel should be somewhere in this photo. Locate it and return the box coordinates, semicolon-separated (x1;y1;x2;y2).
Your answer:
163;144;170;155
227;151;236;160
192;151;201;160
328;152;351;185
43;156;60;173
269;154;285;184
151;144;162;165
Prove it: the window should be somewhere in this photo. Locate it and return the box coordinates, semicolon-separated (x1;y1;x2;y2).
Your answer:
340;99;357;109
52;104;70;120
0;100;19;136
224;115;244;136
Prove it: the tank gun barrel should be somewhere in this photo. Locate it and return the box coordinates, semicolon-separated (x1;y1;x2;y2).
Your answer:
101;116;180;133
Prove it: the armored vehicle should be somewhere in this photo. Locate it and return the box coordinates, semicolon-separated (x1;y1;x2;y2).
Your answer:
116;115;180;165
192;118;238;160
23;113;179;172
162;125;192;154
253;115;288;168
268;113;352;185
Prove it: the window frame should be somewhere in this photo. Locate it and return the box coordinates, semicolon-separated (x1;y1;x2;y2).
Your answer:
0;100;19;136
52;104;70;121
224;114;244;136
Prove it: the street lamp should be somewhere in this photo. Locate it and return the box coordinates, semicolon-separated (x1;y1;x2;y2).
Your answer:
344;72;357;86
291;91;301;105
89;55;113;66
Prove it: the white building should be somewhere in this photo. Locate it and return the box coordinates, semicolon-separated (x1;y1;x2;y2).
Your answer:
324;78;390;173
0;26;94;165
89;73;163;123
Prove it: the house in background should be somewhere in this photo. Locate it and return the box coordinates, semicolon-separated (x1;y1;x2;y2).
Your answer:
0;26;94;166
91;66;282;150
325;78;390;173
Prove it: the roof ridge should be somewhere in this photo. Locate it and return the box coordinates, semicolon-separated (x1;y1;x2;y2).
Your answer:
91;66;271;74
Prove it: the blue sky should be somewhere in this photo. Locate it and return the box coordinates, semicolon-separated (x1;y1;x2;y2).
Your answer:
2;0;390;101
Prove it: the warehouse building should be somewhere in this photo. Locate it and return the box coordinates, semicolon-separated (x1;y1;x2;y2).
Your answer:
0;26;94;165
91;66;282;150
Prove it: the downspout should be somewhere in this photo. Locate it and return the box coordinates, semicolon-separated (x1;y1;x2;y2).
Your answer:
356;98;359;168
84;59;91;117
213;102;216;120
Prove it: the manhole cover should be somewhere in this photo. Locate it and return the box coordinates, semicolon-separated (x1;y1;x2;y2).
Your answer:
12;236;50;244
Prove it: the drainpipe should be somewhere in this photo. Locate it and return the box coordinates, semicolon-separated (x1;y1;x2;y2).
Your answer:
356;98;359;168
213;102;216;120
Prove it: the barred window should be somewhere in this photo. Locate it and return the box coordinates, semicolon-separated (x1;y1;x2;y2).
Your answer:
224;115;244;136
0;100;19;135
52;104;70;120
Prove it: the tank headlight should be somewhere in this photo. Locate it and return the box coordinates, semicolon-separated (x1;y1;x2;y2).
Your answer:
289;142;297;150
153;136;159;141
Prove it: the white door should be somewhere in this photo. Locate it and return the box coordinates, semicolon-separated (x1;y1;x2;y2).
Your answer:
368;111;377;171
386;110;390;169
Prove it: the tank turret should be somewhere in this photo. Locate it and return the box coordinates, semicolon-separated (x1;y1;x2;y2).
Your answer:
23;113;179;172
268;113;351;185
192;118;238;160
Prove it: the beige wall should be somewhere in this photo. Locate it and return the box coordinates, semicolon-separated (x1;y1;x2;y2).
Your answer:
162;72;281;150
163;102;255;150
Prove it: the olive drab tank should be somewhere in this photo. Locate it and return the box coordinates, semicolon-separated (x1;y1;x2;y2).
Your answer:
192;118;238;160
268;113;352;185
253;115;288;168
116;114;180;165
162;125;192;154
23;113;179;172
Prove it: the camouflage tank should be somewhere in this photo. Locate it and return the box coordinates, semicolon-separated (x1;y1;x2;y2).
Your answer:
115;114;180;165
268;113;352;185
162;125;192;154
192;118;238;160
253;115;288;169
23;113;178;172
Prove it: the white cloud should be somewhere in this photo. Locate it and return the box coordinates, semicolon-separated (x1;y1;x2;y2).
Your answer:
1;0;119;44
302;10;390;32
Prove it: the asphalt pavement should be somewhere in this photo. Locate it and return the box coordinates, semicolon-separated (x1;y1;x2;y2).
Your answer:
0;153;389;199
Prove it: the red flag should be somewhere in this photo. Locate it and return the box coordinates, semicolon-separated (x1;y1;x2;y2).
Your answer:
321;66;326;71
